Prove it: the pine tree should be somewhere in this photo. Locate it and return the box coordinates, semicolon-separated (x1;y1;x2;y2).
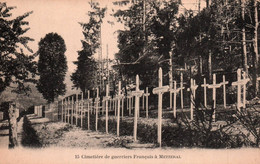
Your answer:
71;2;106;95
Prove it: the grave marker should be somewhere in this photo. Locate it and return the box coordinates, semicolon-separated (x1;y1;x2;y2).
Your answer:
132;75;144;141
201;78;209;108
143;87;150;118
87;90;91;130
95;88;100;131
103;84;111;134
169;81;181;118
232;69;249;111
153;68;169;147
180;73;185;109
115;81;124;136
187;78;198;120
80;92;83;128
221;75;229;108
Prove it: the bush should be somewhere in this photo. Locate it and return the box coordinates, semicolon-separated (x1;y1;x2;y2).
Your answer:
21;115;42;147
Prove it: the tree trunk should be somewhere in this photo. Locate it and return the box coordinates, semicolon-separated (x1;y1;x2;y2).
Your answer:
208;49;212;81
241;0;248;76
254;0;259;95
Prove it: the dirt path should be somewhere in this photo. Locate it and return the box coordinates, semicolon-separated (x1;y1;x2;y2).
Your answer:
28;114;132;149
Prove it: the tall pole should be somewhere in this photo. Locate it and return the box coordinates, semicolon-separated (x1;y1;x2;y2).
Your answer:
169;51;173;109
241;0;248;76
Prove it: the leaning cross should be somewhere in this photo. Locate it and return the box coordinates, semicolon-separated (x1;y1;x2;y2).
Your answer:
103;84;111;134
131;75;144;142
152;68;169;147
169;81;181;118
115;81;124;136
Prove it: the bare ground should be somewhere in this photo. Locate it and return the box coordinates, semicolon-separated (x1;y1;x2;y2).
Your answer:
28;115;134;149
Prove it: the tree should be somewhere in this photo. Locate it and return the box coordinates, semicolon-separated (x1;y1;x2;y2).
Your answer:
37;33;67;103
71;2;106;95
0;2;37;95
114;0;180;87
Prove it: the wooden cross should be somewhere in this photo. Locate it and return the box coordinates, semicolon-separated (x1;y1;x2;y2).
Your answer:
232;69;249;111
187;78;198;120
66;97;68;123
169;81;181;118
71;95;74;124
152;68;169;147
201;78;209;108
122;96;125;118
95;88;100;131
242;71;249;108
75;94;78;126
221;75;229;108
143;87;150;118
80;92;84;128
86;90;92;130
208;74;222;121
115;81;124;136
127;92;132;116
208;74;222;109
103;84;111;134
132;75;144;141
68;97;71;124
180;73;185;109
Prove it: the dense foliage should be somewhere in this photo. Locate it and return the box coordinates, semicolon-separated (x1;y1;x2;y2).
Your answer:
0;2;37;95
37;33;67;103
71;2;106;95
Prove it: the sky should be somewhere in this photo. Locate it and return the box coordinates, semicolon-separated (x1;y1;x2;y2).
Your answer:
5;0;203;72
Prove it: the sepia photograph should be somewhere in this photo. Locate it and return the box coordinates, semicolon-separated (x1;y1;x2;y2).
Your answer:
0;0;260;163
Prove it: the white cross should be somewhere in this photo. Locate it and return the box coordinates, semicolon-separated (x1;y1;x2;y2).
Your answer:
208;74;222;121
201;78;209;108
103;84;111;134
208;74;222;109
232;69;249;111
152;67;169;147
80;92;84;128
127;92;133;116
86;90;92;130
143;87;150;118
75;94;79;126
95;88;100;131
71;95;74;125
132;75;144;141
220;75;229;108
187;78;198;120
169;81;181;118
242;71;249;108
180;73;185;109
115;81;124;136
